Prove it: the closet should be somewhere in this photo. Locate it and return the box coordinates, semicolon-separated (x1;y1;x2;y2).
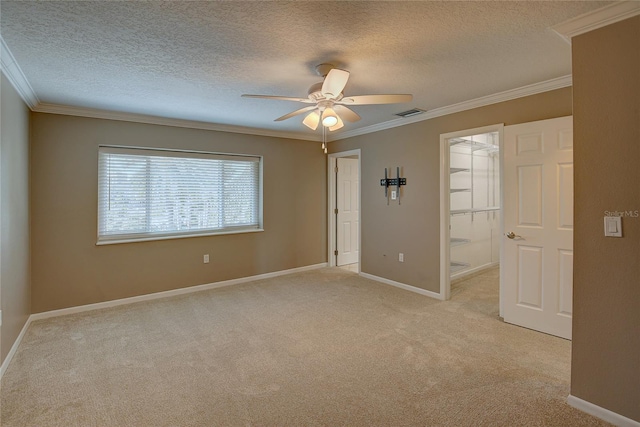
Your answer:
449;132;500;278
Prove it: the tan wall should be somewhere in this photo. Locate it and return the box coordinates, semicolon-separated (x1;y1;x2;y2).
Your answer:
571;16;640;422
0;73;31;364
30;113;327;313
329;88;573;292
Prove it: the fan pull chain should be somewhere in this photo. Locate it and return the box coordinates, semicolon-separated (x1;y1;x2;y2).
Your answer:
322;125;327;154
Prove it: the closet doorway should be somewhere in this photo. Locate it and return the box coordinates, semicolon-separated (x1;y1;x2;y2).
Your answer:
440;124;503;301
328;149;361;272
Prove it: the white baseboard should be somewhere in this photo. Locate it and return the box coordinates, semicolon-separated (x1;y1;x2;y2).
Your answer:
30;263;327;322
1;262;326;379
451;262;499;282
0;316;32;378
568;394;640;427
360;272;444;300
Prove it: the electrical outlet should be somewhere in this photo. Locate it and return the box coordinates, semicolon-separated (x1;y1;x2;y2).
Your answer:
391;190;397;200
203;254;210;264
399;253;404;262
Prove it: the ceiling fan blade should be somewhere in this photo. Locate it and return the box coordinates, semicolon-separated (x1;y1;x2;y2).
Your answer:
329;115;344;132
334;105;361;122
275;106;317;122
302;110;320;130
242;94;314;103
338;94;413;105
321;69;350;99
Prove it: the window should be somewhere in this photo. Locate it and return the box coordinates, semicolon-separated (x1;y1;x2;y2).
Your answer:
98;146;262;244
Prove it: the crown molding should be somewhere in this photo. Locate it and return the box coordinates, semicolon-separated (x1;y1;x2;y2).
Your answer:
552;1;640;44
33;103;321;142
4;24;572;145
1;32;318;142
329;75;572;142
18;74;571;144
2;3;633;143
0;36;39;108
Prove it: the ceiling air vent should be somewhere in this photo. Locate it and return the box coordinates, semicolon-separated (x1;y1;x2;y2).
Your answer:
395;108;426;118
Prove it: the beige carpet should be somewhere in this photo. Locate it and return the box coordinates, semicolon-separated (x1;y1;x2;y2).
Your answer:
1;267;609;426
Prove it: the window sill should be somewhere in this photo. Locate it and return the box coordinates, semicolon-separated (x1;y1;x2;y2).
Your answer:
96;228;264;246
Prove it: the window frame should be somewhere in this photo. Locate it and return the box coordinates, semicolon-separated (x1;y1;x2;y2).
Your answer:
96;145;263;245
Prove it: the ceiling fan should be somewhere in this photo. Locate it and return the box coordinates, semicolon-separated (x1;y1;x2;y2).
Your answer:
242;63;413;131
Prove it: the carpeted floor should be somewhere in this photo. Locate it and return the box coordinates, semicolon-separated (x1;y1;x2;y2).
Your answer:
1;267;609;426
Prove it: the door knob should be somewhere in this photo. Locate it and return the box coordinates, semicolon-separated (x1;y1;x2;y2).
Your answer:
506;231;521;239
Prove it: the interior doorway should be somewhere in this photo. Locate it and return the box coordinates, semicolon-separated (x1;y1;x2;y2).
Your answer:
328;149;361;272
440;124;504;303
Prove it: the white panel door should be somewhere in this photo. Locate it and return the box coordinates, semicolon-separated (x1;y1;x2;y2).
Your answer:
337;158;359;266
503;116;573;339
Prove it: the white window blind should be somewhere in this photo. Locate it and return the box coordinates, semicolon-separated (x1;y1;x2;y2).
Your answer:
98;147;261;243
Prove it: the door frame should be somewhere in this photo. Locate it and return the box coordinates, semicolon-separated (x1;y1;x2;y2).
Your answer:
439;124;504;311
328;149;361;270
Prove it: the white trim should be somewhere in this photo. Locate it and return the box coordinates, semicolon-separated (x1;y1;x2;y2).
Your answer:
497;126;506;318
327;150;361;270
552;2;640;44
360;272;444;301
0;316;32;378
30;263;327;322
96;228;264;246
32;102;321;142
20;74;570;144
568;395;640;427
439;124;504;303
327;157;337;267
0;44;315;141
0;36;39;108
451;262;499;282
439;131;452;301
330;76;570;142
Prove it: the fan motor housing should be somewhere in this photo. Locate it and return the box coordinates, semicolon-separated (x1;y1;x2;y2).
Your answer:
315;63;336;77
308;82;344;103
307;82;324;98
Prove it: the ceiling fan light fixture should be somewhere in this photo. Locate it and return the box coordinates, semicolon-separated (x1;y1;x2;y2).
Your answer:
242;65;412;132
303;111;320;130
322;107;338;127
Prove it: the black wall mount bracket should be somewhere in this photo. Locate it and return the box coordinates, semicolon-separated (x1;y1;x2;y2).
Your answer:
380;167;406;204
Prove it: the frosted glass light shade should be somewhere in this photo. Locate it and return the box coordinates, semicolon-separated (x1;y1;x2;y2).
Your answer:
322;107;339;127
329;115;344;131
303;111;320;130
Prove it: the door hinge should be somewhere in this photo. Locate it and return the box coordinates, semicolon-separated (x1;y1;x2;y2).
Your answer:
334;208;338;214
335;166;338;173
334;250;338;256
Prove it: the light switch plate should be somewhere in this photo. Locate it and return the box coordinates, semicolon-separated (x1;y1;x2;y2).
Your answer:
604;216;622;237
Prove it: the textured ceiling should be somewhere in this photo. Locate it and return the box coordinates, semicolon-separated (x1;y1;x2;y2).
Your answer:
0;1;612;137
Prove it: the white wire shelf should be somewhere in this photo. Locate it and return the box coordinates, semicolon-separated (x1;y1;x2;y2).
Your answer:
450;261;470;273
450;206;500;216
449;137;498;153
450;167;470;174
450;238;471;247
